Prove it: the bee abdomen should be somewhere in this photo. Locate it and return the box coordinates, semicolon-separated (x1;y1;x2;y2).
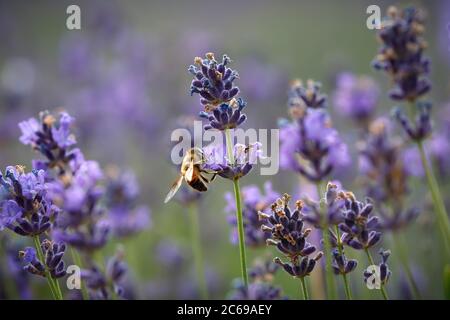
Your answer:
189;178;208;192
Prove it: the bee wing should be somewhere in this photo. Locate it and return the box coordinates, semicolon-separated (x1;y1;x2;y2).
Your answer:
164;175;183;204
185;161;195;181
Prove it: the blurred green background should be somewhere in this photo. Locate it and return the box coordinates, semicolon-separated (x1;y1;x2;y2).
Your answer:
0;0;449;299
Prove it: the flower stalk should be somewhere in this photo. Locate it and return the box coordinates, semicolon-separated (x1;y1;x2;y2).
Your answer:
70;248;89;300
316;182;337;300
33;236;62;300
188;203;208;299
416;140;450;255
364;248;388;300
335;226;353;300
300;277;309;300
225;128;249;288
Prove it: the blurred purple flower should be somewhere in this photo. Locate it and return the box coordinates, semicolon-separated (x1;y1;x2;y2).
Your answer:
279;109;350;181
289;79;327;109
155;241;185;270
238;58;287;102
103;167;151;237
373;6;430;101
229;280;286;300
333;72;379;123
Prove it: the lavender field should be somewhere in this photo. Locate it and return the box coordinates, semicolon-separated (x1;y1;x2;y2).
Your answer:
0;0;450;300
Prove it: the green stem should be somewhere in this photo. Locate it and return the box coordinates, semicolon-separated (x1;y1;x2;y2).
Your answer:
417;141;450;256
342;274;352;300
321;227;337;300
225;129;249;288
188;203;208;299
232;178;249;288
54;279;63;300
33;236;60;300
316;182;337;300
70;248;89;300
299;277;309;300
335;226;352;300
364;248;388;300
392;233;422;299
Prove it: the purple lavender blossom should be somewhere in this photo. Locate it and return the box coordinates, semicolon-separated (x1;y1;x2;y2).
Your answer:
289;79;327;109
189;53;240;111
19;239;67;279
225;181;280;247
237;57;287;102
333;72;379;123
82;249;128;299
155;241;185;270
301;182;346;227
199;98;247;131
103;167;151;238
228;280;286;300
403;134;450;178
392;102;432;142
248;259;279;282
337;192;381;250
359;118;409;201
49;161;110;251
358;118;419;231
331;248;357;275
202;141;263;181
260;194;323;279
18;111;80;175
0;166;58;236
373;6;430;102
364;249;392;286
279;109;350;181
4;238;32;299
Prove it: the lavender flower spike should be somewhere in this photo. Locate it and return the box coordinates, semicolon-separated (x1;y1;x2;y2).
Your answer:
364;249;392;286
203;141;263;181
18;111;80;175
279;109;350;181
289;79;327;110
0;166;58;236
19;239;67;279
331;249;357;275
337;192;381;250
373;6;430;102
199;98;247;131
333;72;379;124
189;53;240;111
392;101;432;142
260;194;323;279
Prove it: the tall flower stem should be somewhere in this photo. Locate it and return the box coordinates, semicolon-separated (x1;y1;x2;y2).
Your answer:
335;226;353;300
407;101;450;256
390;233;422;299
225;128;248;288
364;248;388;300
33;236;62;300
299;277;309;300
416;140;450;255
188;203;208;299
70;248;89;300
316;182;337;300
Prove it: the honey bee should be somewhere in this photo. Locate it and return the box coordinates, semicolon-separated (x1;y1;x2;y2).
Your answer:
164;148;217;203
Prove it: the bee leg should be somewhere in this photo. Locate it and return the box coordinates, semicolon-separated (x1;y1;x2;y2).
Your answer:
200;173;216;183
